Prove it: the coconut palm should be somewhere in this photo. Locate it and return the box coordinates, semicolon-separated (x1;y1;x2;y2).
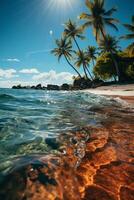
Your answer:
121;16;134;40
80;0;120;81
80;0;119;41
51;38;82;78
125;43;134;57
63;19;84;52
63;19;89;78
86;46;97;67
98;34;120;80
75;50;93;80
99;34;120;53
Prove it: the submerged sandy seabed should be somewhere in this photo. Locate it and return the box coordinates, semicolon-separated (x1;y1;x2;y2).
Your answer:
0;97;134;200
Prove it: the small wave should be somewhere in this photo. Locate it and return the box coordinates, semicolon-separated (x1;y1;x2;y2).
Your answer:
0;93;49;105
0;94;16;101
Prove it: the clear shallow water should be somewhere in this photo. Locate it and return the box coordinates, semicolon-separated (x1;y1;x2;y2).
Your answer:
0;88;125;163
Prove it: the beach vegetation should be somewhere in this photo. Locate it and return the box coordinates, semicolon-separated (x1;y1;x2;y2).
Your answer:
75;50;93;80
121;15;134;40
86;45;97;76
80;0;121;81
51;1;134;87
93;52;116;80
51;38;82;78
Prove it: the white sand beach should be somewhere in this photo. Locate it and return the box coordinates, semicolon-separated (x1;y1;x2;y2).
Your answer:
84;84;134;105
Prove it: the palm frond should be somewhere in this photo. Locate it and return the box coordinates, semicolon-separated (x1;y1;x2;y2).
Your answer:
80;13;92;20
105;21;118;31
77;35;85;40
85;0;93;10
121;15;134;40
80;0;119;41
121;34;134;40
104;7;117;16
82;21;93;30
123;24;134;32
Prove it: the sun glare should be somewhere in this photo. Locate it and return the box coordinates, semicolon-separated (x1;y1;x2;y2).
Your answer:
46;0;76;12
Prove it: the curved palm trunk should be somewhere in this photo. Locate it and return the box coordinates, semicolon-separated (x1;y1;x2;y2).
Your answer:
109;50;120;81
86;66;93;80
73;36;91;79
92;59;95;68
83;64;88;79
73;36;81;53
92;59;95;79
64;55;82;78
113;75;117;82
99;27;120;82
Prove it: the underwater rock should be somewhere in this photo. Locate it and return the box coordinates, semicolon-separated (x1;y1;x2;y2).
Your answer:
0;107;134;200
45;137;60;149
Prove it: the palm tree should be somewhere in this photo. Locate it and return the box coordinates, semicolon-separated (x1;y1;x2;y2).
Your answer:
98;34;120;80
63;19;91;79
121;16;134;40
63;19;84;52
80;0;120;81
86;46;97;67
75;50;93;80
124;43;134;57
80;0;119;41
51;38;82;78
99;34;120;53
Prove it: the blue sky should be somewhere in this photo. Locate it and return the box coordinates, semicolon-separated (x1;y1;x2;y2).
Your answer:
0;0;134;87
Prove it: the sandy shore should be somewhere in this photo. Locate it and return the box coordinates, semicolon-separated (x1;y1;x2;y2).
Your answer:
84;84;134;105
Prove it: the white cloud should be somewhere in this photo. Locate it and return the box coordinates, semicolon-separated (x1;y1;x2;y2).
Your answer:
0;68;17;79
0;69;74;88
6;58;20;62
19;68;40;74
32;70;73;85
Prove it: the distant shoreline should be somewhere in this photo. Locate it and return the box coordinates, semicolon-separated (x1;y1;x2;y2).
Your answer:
3;82;134;105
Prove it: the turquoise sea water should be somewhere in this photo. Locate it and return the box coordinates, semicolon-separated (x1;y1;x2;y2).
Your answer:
0;88;126;171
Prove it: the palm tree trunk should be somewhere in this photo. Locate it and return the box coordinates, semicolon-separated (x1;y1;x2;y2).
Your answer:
92;59;95;68
92;59;95;79
83;64;89;79
86;66;93;80
73;36;91;79
113;75;117;82
64;55;82;78
73;36;81;53
109;50;121;81
99;27;120;82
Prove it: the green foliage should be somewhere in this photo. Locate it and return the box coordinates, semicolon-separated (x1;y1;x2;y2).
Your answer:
51;38;73;61
51;37;82;77
75;50;90;79
86;46;97;60
80;0;119;41
63;19;84;40
124;43;134;57
93;53;116;80
51;0;134;83
126;64;134;78
75;50;90;68
94;51;134;81
121;15;134;40
98;34;120;53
